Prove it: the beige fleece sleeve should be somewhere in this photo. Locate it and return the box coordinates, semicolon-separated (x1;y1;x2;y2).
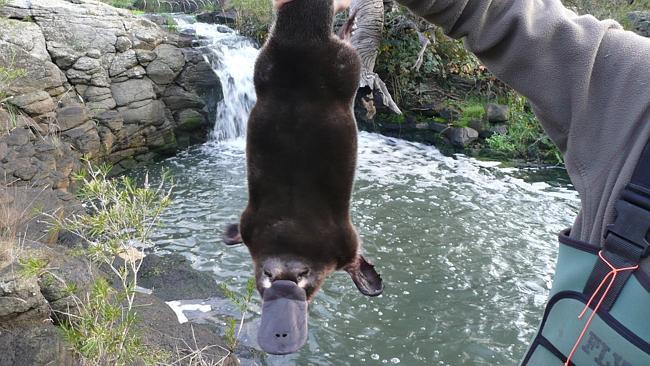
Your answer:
397;0;650;245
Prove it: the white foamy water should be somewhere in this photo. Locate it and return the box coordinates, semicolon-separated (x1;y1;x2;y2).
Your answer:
175;18;258;141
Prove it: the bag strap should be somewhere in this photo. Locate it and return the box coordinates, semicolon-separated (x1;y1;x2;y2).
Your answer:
583;141;650;310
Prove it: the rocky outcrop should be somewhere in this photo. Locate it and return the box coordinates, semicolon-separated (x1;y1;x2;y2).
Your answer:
628;11;650;38
0;0;221;186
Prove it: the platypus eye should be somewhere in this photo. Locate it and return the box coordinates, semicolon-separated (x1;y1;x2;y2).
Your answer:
297;269;310;279
264;270;273;278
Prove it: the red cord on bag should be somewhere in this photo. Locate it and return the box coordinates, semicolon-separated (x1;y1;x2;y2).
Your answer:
564;250;638;366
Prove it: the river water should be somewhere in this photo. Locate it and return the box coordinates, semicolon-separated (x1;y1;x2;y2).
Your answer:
138;19;581;365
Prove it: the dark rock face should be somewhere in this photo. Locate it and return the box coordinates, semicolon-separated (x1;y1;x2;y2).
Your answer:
138;253;223;301
444;127;479;147
0;0;222;188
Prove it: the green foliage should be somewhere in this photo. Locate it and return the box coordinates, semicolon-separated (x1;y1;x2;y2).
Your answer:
48;162;174;366
227;0;272;44
19;257;48;277
486;94;563;164
162;13;177;32
220;278;256;350
450;99;484;127
376;9;483;108
108;0;134;9
562;0;650;28
0;64;27;103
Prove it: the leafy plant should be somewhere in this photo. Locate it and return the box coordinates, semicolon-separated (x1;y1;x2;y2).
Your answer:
226;0;272;44
46;162;174;366
220;277;256;350
0;65;27;103
485;93;563;164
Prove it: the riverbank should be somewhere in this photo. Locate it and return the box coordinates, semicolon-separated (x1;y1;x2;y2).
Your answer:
0;0;239;364
200;0;650;167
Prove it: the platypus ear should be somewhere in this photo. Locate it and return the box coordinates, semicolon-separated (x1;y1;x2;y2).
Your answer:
223;223;243;245
345;255;383;297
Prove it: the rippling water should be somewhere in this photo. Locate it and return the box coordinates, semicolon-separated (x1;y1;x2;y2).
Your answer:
135;133;580;365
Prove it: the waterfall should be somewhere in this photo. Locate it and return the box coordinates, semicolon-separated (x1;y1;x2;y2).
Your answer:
175;18;259;141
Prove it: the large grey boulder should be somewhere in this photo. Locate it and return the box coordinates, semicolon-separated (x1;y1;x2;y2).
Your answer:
445;127;479;147
110;78;156;106
146;44;186;85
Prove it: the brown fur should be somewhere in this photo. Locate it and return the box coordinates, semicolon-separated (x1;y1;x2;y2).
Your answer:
226;0;381;301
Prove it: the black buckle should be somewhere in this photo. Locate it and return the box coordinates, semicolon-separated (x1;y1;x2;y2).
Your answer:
605;190;650;260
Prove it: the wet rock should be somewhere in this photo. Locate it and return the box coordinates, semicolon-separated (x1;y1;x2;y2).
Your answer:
444;127;479;147
485;103;509;123
175;109;208;131
139;253;223;301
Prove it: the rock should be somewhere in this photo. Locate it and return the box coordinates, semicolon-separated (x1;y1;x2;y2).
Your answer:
196;10;238;25
485;103;509;123
146;44;185;85
0;323;79;366
9;91;55;116
444;127;479;147
135;49;157;65
139;253;223;301
5;127;32;146
163;85;205;110
118;99;166;125
86;49;102;59
489;123;508;136
61;120;101;155
175;109;208;131
0;267;48;321
110;78;156;106
0;142;8;161
109;49;139;77
469;118;485;131
95;110;124;131
72;56;101;72
115;36;133;52
56;105;89;131
628;11;650;37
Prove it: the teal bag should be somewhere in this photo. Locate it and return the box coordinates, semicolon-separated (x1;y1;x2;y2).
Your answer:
522;142;650;366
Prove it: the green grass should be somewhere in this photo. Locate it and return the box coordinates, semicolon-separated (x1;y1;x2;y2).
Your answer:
562;0;650;29
450;99;485;127
485;93;563;164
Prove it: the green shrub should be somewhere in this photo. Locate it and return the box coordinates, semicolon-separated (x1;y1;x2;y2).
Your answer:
376;8;483;108
562;0;650;28
486;94;563;164
47;163;174;365
227;0;272;43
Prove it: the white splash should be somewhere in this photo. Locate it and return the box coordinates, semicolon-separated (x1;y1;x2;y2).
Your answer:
175;18;259;141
